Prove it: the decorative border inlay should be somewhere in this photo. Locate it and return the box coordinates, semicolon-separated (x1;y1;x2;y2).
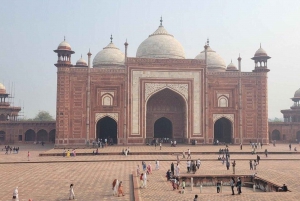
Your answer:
145;83;188;101
213;114;234;123
95;113;118;123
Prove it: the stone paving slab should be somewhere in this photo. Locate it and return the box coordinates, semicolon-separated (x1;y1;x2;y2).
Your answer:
1;144;300;201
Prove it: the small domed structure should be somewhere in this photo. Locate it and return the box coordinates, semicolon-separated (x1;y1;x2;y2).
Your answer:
226;60;238;71
0;83;6;94
195;46;226;71
136;18;185;59
93;36;125;67
294;88;300;98
57;37;72;51
75;55;88;67
254;45;268;57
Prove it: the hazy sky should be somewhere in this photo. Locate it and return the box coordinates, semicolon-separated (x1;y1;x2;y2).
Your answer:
1;0;300;119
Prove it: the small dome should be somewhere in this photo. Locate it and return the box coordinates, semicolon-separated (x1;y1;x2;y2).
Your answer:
93;42;125;67
226;60;238;71
57;39;72;51
195;46;226;71
0;83;6;94
294;88;300;98
136;24;185;59
75;56;88;67
254;44;268;57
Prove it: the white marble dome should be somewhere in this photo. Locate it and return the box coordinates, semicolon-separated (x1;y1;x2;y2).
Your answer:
136;25;185;59
226;60;238;71
254;47;268;57
195;46;226;71
57;40;72;51
75;56;87;67
93;42;125;67
0;83;6;94
294;88;300;98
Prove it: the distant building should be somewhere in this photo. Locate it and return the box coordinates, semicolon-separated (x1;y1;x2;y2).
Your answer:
269;88;300;142
0;83;55;144
53;19;270;145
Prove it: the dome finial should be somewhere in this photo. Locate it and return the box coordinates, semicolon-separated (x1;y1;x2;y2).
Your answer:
206;38;210;46
231;59;232;63
260;43;261;48
160;16;163;26
110;34;113;43
64;36;65;41
81;54;82;58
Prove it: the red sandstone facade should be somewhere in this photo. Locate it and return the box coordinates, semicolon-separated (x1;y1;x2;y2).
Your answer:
53;22;271;146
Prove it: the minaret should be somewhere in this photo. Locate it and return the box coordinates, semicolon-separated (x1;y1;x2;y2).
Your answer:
53;37;75;145
237;54;243;144
204;39;209;144
251;44;271;143
86;49;92;144
124;39;128;144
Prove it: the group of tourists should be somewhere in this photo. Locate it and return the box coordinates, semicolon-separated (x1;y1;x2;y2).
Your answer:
3;145;19;154
93;138;108;148
112;179;125;197
186;159;201;174
62;149;76;157
230;177;242;195
137;160;160;189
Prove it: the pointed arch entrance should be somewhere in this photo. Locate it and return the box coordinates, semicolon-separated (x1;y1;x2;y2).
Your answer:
96;116;117;144
37;129;48;142
297;131;300;142
0;131;5;142
49;129;56;143
146;88;186;141
271;130;280;140
25;129;36;141
154;117;173;139
214;117;232;143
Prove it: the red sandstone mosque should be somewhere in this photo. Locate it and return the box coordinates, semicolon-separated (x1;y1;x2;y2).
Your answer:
53;19;271;146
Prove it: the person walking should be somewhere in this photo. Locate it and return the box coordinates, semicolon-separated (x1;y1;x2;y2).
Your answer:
236;177;242;194
171;162;174;176
257;155;260;164
240;144;242;150
249;160;253;170
230;177;235;195
155;160;160;170
69;184;75;200
140;173;144;188
187;149;191;159
289;143;292;151
142;172;147;188
194;195;198;201
118;181;125;197
265;149;268;157
182;150;186;159
137;165;140;176
226;160;230;170
175;164;180;177
232;160;236;174
27;151;30;161
186;160;191;173
12;187;18;200
216;180;221;193
160;142;162;150
112;179;119;196
253;160;257;170
196;159;201;169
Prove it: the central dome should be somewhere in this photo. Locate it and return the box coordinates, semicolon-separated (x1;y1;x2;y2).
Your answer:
136;22;185;59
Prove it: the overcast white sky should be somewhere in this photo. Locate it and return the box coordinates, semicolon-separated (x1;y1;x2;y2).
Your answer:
0;0;299;119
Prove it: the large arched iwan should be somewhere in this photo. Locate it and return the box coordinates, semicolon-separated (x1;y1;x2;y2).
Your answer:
146;88;186;141
214;117;232;144
96;116;118;144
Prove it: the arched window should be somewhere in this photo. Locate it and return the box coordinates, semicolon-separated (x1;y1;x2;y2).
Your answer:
218;97;228;107
102;94;113;106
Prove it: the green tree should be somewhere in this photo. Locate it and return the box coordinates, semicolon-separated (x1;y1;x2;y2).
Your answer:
32;111;55;121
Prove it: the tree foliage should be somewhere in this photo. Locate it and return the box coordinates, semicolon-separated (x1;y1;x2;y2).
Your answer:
268;117;283;122
23;111;55;121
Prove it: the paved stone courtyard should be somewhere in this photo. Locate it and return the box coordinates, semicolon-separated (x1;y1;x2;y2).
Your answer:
0;143;300;201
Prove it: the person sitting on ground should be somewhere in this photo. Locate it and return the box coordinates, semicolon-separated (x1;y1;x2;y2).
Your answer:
279;184;288;192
